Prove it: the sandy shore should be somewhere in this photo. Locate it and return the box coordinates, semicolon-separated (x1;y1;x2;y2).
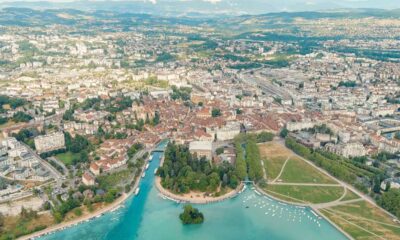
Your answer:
155;177;244;204
19;192;130;240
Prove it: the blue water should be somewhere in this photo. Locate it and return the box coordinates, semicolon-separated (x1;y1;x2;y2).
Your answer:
40;140;348;240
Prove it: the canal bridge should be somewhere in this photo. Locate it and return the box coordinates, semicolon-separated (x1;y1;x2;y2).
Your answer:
152;140;169;153
241;180;255;184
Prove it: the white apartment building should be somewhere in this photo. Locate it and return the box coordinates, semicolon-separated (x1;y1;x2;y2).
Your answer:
34;132;65;154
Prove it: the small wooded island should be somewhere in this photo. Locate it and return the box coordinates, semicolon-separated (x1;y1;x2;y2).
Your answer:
179;205;204;225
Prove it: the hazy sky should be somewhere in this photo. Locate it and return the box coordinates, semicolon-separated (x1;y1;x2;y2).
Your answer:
0;0;397;13
0;0;394;3
0;0;395;6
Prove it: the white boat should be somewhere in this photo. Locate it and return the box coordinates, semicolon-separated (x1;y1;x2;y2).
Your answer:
149;155;153;161
142;172;146;178
154;168;158;175
145;163;149;170
310;210;319;217
135;187;140;196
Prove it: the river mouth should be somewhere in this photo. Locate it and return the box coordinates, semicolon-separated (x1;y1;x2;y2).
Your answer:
39;142;348;240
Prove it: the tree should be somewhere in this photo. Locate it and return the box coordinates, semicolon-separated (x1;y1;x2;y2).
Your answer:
385;181;391;192
63;109;74;121
280;128;288;138
373;176;381;194
245;137;263;182
211;108;221;117
338;81;357;88
170;86;192;101
234;140;247;181
74;208;82;216
159;142;239;194
378;189;400;219
179;205;204;224
12;111;32;123
53;211;63;223
256;132;274;143
216;147;224;155
0;95;26;110
65;133;90;153
42;201;51;211
79;151;89;163
128;143;143;158
0;117;7;125
0;212;4;233
152;111;160;126
284;137;383;195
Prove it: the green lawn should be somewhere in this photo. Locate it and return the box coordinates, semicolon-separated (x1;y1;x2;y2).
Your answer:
263;156;287;180
340;189;361;202
321;201;400;240
55;152;80;166
97;169;133;191
328;201;398;226
321;210;375;240
264;185;344;204
279;157;337;184
259;142;293;180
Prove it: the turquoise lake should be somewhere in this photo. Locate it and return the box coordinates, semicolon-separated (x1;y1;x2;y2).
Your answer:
39;141;348;240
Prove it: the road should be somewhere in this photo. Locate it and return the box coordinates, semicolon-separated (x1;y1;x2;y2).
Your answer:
48;156;68;176
130;149;148;163
313;198;364;209
269;182;342;187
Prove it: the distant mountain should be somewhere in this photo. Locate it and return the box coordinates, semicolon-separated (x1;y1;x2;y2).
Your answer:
0;0;399;16
1;6;400;31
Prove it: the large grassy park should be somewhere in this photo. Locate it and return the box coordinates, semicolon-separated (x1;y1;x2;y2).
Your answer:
258;141;400;239
259;141;346;204
279;156;337;184
320;201;400;240
259;142;291;181
265;185;344;204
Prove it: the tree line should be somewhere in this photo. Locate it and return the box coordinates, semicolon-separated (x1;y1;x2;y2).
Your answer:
234;133;269;183
285;137;382;193
284;137;400;219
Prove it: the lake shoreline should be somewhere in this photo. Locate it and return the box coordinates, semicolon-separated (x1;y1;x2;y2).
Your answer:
155;176;245;204
254;184;354;240
19;153;151;240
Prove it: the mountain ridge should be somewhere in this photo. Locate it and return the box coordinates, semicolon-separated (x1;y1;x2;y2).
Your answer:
0;0;399;16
